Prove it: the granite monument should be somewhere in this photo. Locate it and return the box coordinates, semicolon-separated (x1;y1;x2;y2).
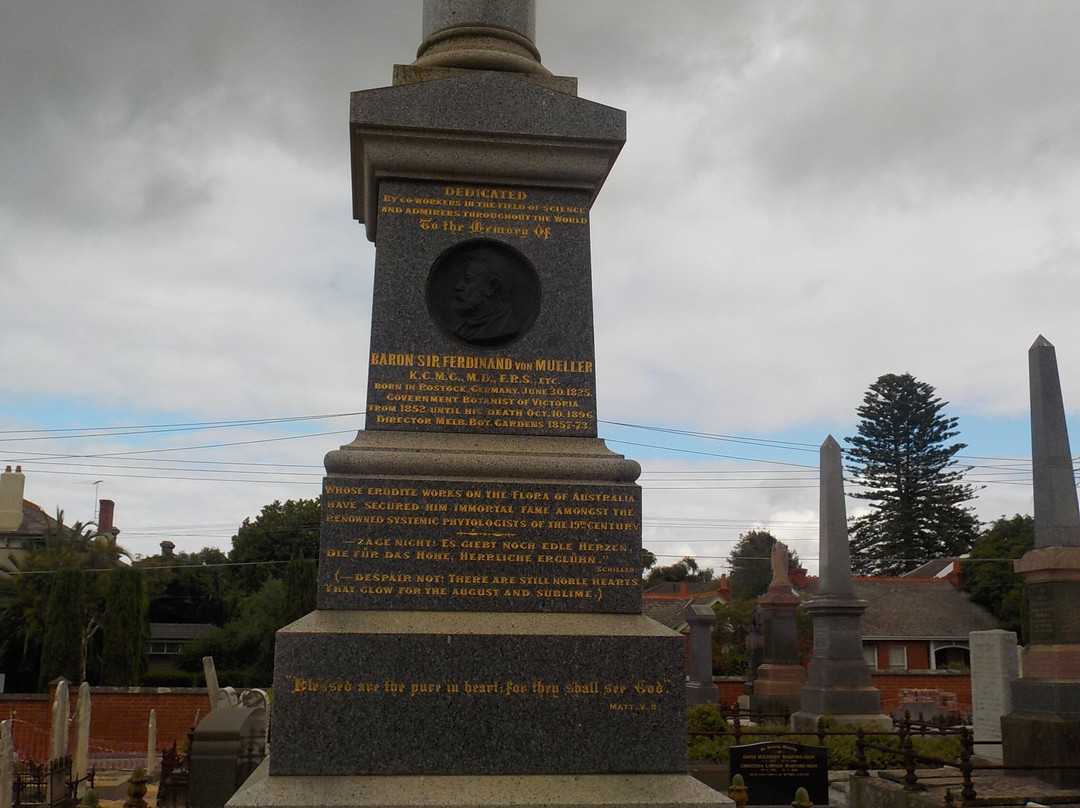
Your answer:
1001;336;1080;787
791;437;889;730
229;4;731;808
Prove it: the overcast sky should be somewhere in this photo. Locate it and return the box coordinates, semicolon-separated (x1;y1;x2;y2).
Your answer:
3;1;1079;574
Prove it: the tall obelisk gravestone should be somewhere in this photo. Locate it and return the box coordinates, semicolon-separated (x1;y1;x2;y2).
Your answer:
791;437;889;730
230;4;731;808
1001;336;1080;788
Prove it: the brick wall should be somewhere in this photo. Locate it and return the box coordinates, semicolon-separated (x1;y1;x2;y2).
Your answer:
711;670;972;715
0;686;211;762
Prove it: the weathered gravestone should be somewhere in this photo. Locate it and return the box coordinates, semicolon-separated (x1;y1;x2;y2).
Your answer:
229;3;730;808
189;705;266;808
728;742;827;806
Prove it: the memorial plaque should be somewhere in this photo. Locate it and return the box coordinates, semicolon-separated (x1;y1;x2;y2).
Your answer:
366;179;598;438
729;741;828;806
319;476;641;613
270;614;685;776
1027;582;1080;645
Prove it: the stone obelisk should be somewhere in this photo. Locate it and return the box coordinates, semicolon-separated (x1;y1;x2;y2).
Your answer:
230;4;730;808
791;437;889;730
1001;336;1080;788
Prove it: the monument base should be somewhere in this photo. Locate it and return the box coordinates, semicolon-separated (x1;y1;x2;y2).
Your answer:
229;760;735;808
685;681;718;706
1001;679;1080;788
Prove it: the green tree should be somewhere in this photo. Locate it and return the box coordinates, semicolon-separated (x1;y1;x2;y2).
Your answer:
39;567;87;688
282;557;318;625
641;548;657;571
726;530;800;601
845;373;980;575
140;547;229;625
962;514;1033;643
100;566;147;686
643;556;715;588
711;598;756;676
228;498;320;594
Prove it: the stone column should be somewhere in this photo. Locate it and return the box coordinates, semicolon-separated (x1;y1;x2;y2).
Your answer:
1001;336;1080;787
791;437;890;730
970;630;1019;762
682;604;718;705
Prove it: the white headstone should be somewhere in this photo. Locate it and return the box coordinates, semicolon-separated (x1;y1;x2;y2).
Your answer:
970;629;1020;761
72;682;91;781
1;719;15;808
147;710;157;774
49;679;70;761
202;656;221;708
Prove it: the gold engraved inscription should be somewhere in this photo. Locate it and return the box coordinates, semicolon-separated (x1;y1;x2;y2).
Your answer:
378;184;587;242
283;675;671;712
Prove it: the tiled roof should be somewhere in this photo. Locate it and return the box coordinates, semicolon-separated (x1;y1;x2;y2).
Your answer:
853;578;999;640
149;623;216;641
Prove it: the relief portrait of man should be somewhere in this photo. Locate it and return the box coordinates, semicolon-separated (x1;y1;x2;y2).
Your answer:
451;249;520;344
427;240;540;348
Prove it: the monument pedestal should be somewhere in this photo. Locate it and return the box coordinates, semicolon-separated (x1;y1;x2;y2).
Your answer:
1000;546;1080;787
233;763;730;808
791;597;890;731
749;584;805;717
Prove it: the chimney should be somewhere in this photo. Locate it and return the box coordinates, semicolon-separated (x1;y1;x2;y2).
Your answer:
717;573;730;601
0;465;25;532
160;540;175;558
98;499;115;535
789;567;808;590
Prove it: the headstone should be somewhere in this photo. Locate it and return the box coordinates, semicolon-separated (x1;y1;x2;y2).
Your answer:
728;741;828;806
1;719;14;808
72;681;91;783
791;437;890;730
750;541;805;718
49;678;70;761
147;710;157;775
202;657;222;708
227;4;729;808
970;630;1019;761
190;706;266;808
1001;337;1080;788
682;603;718;705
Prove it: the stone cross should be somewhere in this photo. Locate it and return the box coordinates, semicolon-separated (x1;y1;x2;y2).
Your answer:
817;436;854;597
1028;335;1080;548
49;679;70;762
72;681;91;781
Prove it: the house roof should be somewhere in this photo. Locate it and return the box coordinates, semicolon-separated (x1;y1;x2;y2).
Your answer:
852;578;999;640
902;558;961;579
149;623;215;642
0;500;58;537
642;582;726;631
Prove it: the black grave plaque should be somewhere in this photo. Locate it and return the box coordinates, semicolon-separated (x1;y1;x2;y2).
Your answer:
729;741;828;806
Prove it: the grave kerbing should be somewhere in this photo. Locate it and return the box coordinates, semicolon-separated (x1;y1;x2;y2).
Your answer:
1000;336;1080;788
791;437;889;730
228;3;732;807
